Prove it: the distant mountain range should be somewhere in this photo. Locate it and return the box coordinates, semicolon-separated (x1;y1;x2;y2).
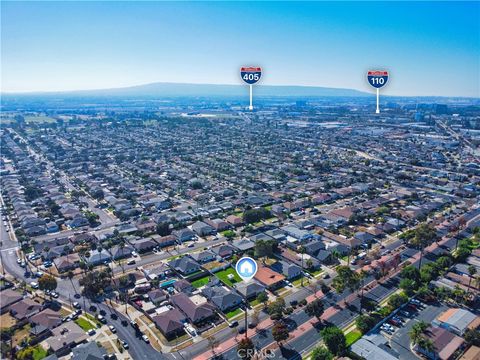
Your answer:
3;82;370;98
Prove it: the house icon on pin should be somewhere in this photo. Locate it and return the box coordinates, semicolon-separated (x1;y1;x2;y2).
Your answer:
236;257;257;280
240;261;253;275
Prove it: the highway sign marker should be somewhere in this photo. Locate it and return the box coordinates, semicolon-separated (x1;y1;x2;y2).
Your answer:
367;70;389;114
240;66;262;110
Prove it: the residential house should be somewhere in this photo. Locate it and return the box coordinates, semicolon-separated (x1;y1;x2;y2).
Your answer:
212;244;235;259
147;289;168;305
30;308;63;330
234;281;266;300
191;221;216;237
47;322;88;355
202;285;243;312
414;326;465;360
225;215;243;227
173;279;194;295
132;237;157;253
153;234;176;248
9;298;42;321
191;250;216;264
54;253;81;273
254;266;286;290
85;249;111;266
168;256;201;276
0;289;23;313
109;244;135;260
173;228;196;243
152;309;185;340
271;260;302;280
232;238;255;252
433;308;480;336
71;341;106;360
171;293;216;324
205;218;231;232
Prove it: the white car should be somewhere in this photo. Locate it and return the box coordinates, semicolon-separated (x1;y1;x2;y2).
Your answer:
142;334;149;343
108;325;116;333
30;282;39;289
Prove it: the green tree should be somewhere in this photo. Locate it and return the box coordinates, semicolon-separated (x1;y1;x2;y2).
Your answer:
356;315;377;334
332;266;361;294
410;223;437;269
321;326;347;356
237;337;255;359
305;298;324;322
388;292;408;309
409;321;428;345
399;278;418;296
271;321;289;345
15;346;35;360
464;329;480;346
418;337;435;354
311;347;333;360
254;239;275;261
268;298;286;319
401;265;421;283
38;274;57;295
256;291;268;305
156;222;171;236
243;208;271;224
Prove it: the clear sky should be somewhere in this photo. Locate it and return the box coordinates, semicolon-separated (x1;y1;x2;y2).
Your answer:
1;1;479;97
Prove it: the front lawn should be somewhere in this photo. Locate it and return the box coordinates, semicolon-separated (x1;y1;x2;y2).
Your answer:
225;308;242;319
215;268;242;286
75;317;95;331
191;276;210;288
292;276;309;287
345;330;362;346
249;298;261;307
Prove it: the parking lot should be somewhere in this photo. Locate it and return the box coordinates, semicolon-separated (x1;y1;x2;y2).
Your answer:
372;300;449;359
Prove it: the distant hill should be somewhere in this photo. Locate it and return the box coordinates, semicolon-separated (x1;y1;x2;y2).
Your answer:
3;82;369;98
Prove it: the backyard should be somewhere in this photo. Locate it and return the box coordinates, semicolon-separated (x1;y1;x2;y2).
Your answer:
190;275;210;289
215;268;242;286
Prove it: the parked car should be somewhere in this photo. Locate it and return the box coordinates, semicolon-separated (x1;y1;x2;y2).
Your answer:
127;259;136;265
108;325;116;333
120;340;129;349
229;321;239;328
142;334;149;343
73;302;81;309
30;281;39;289
87;329;96;336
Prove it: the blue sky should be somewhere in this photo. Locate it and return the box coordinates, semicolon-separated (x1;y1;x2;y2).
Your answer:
1;1;479;97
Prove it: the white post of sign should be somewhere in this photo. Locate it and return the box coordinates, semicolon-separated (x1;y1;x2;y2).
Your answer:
249;85;253;111
376;88;380;114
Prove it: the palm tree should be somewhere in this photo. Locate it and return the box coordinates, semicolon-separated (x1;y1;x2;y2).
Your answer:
410;223;436;269
298;246;305;287
358;270;367;312
468;265;477;294
418;337;435;355
409;321;428;345
118;240;126;274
